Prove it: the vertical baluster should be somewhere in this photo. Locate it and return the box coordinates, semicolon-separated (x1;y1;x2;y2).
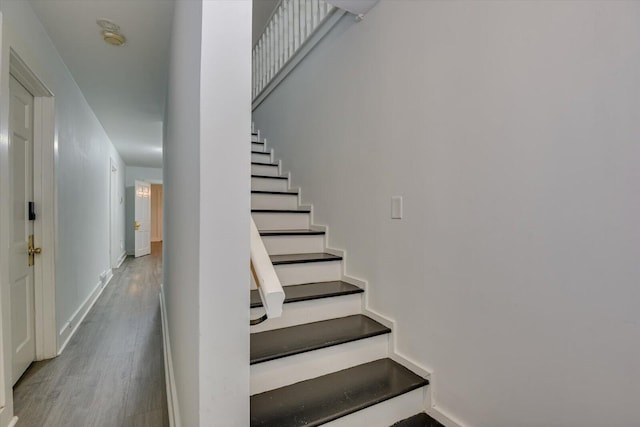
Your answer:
318;0;326;22
300;0;307;40
306;0;312;37
288;0;294;57
273;11;278;74
292;0;298;52
252;49;256;98
262;36;266;89
280;5;285;68
276;9;281;72
282;1;288;62
266;26;271;82
268;24;272;81
258;41;262;93
258;39;264;92
263;30;268;83
268;22;273;81
311;0;319;29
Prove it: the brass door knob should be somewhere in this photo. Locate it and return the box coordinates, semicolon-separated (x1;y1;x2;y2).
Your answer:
134;221;140;231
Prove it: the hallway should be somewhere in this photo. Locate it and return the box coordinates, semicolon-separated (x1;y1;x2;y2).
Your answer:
13;243;169;427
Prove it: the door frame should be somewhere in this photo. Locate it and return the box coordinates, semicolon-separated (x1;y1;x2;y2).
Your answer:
1;50;58;367
110;158;118;268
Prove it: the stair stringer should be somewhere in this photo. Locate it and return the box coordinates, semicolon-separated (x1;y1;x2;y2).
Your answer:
303;219;464;427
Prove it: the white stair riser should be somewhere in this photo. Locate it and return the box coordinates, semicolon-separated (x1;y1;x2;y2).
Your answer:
251;193;298;210
250;293;362;332
324;387;427;427
251;334;389;394
252;152;271;163
275;261;342;286
252;212;310;230
252;163;279;176
262;234;325;255
251;177;288;192
252;142;264;151
252;134;260;142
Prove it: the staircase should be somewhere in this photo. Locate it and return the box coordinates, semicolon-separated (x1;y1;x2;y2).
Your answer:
249;130;445;427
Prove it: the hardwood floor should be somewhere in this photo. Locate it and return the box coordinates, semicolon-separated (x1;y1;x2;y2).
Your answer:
13;242;169;427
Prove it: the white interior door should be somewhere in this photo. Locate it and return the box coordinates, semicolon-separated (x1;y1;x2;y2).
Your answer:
9;75;36;385
134;180;151;257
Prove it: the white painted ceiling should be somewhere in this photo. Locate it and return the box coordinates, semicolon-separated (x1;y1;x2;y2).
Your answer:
29;0;175;168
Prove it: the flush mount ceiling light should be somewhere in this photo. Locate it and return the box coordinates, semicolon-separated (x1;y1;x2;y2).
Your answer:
102;31;126;46
96;18;126;46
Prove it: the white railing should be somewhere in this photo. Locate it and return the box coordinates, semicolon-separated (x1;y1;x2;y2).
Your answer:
250;217;284;321
252;0;346;108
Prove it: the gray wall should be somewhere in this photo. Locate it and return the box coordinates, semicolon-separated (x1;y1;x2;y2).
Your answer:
253;1;640;426
163;0;251;425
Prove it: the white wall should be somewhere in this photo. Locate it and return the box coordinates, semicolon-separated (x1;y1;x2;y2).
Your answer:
163;0;250;425
0;1;124;423
252;2;640;426
125;166;162;253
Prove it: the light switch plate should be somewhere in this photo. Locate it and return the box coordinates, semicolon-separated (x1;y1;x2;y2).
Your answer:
391;196;403;219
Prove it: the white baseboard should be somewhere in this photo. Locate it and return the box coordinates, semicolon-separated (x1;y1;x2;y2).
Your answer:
116;251;127;268
160;285;181;427
104;269;114;286
57;278;108;355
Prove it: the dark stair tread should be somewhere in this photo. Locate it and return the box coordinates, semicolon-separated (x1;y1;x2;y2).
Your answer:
252;161;278;166
270;252;341;265
259;229;324;236
252;132;259;136
252;208;310;213
252;174;287;180
251;190;298;195
391;413;445;427
252;150;270;154
250;358;428;427
250;314;389;364
250;281;362;308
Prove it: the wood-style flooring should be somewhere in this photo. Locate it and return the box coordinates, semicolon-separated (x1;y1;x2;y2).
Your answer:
13;242;169;427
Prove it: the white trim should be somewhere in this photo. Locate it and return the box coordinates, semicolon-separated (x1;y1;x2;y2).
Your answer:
9;50;58;361
104;269;114;287
7;416;17;427
116;251;127;269
32;96;57;360
9;50;53;97
252;9;347;111
57;279;108;355
110;157;119;269
160;285;181;427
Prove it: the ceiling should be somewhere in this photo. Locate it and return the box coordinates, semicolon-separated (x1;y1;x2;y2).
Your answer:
28;0;287;168
29;0;175;168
